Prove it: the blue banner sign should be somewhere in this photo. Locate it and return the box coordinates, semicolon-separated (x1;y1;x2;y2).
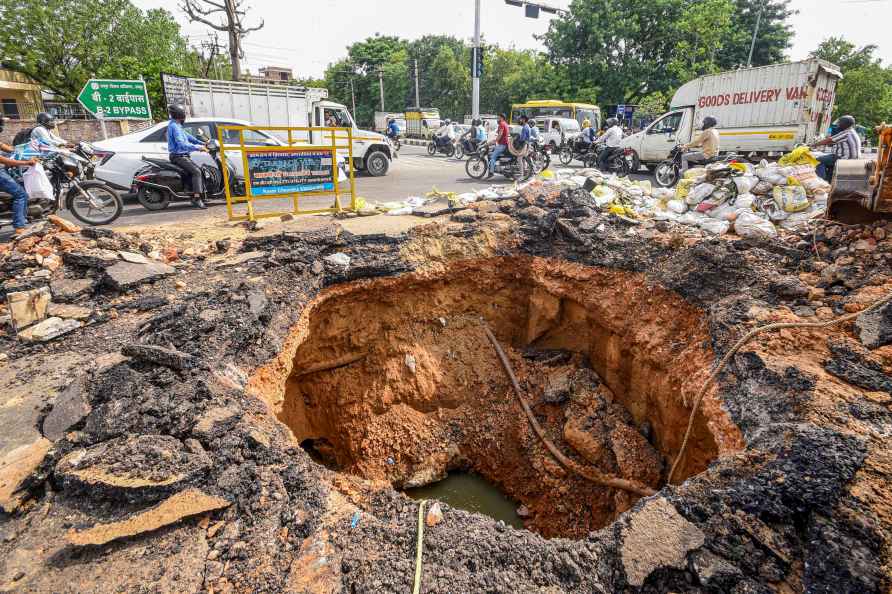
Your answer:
247;149;335;196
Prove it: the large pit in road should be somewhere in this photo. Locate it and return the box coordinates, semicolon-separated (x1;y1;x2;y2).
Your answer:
254;256;742;538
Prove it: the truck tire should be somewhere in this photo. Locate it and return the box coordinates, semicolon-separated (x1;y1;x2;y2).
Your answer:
365;151;390;177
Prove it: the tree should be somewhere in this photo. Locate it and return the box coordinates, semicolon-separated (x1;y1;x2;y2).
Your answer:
811;37;892;132
714;0;795;68
181;0;263;81
542;0;735;105
0;0;197;117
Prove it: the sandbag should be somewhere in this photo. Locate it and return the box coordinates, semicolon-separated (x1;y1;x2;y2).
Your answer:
23;163;53;200
778;146;819;167
773;185;810;213
752;180;774;195
652;187;675;201
683;167;707;180
734;211;777;238
666;199;688;214
733;175;758;194
699;218;730;235
685;183;715;205
733;193;755;210
675;178;695;200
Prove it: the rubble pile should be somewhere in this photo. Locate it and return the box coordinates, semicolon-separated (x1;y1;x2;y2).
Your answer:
0;218;229;344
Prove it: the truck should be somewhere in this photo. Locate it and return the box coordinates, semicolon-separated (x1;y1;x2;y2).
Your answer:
374;111;406;134
163;76;395;176
620;59;842;171
404;107;440;138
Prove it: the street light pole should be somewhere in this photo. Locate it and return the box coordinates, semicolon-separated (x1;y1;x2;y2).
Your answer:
472;0;481;119
746;5;765;68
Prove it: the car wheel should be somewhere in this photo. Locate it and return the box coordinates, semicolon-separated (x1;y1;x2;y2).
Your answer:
365;151;390;177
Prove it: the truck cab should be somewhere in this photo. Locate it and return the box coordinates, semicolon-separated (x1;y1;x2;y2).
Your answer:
312;101;394;176
621;109;695;170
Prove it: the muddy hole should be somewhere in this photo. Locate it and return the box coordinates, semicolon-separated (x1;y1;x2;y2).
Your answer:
404;472;524;529
263;257;735;538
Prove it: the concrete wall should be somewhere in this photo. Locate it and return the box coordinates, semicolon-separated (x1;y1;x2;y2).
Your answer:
2;118;153;144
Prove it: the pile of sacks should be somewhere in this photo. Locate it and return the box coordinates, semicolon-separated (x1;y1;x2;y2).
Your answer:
540;148;830;239
656;155;830;238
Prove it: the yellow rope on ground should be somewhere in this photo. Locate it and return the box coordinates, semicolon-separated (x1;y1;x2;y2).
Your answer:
668;290;892;483
483;324;656;497
412;499;428;594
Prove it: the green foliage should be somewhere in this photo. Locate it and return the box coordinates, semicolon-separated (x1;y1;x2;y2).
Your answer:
0;0;202;118
811;37;892;133
541;0;738;104
714;0;795;68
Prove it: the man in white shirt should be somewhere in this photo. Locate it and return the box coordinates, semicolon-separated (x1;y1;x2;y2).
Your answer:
596;117;624;171
434;119;455;149
30;112;68;148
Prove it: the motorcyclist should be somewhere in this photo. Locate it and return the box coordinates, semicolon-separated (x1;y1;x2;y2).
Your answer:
30;112;68;148
166;103;209;209
576;122;597;153
595;117;624;171
812;115;861;182
386;117;400;140
681;116;719;172
528;119;541;143
434;119;455;149
487;113;510;179
0;116;39;234
461;119;483;154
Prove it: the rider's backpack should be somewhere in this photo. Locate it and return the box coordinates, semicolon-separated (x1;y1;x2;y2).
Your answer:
11;127;34;147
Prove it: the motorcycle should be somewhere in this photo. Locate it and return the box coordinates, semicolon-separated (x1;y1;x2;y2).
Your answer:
465;143;534;181
592;143;633;175
386;134;401;152
427;135;456;158
131;140;244;211
653;145;741;188
558;139;596;166
1;142;123;229
530;140;552;173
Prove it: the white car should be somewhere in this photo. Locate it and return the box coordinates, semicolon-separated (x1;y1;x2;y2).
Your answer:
92;117;285;195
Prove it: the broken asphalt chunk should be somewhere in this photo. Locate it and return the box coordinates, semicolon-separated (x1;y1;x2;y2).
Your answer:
0;438;52;513
17;317;82;342
66;488;230;546
42;376;91;441
854;301;892;350
103;260;177;292
121;344;198;370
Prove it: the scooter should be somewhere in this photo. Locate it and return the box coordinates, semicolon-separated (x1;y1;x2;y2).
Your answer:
1;142;122;229
131;140;243;211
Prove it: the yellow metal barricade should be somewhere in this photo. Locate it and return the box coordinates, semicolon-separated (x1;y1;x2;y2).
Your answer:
217;125;357;222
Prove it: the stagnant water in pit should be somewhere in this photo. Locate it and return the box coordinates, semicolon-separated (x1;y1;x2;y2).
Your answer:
404;472;524;529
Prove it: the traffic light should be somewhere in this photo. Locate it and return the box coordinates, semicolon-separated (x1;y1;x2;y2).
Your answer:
471;46;485;78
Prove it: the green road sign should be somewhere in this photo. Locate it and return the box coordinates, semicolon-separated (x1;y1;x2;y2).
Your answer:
77;79;152;120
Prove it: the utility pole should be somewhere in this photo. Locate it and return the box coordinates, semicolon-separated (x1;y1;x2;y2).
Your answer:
350;78;356;118
378;68;385;111
472;0;481;119
746;5;766;67
414;59;420;107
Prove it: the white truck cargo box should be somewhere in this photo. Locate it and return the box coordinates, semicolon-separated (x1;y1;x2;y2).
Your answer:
622;59;842;167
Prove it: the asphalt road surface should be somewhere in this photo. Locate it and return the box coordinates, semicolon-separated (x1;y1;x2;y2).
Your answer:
4;145;653;238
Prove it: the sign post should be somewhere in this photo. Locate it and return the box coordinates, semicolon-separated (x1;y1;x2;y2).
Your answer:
77;79;152;122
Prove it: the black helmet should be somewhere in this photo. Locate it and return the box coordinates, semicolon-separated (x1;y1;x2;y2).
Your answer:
606;117;619;127
36;112;56;128
168;104;187;120
836;115;855;130
702;116;717;130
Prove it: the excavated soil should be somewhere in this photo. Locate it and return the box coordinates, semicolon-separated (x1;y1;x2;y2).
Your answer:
3;188;892;593
257;257;739;537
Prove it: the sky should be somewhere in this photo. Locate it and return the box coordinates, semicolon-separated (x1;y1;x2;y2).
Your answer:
134;0;892;78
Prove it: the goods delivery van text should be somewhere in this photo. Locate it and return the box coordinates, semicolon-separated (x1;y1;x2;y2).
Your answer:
621;59;841;170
